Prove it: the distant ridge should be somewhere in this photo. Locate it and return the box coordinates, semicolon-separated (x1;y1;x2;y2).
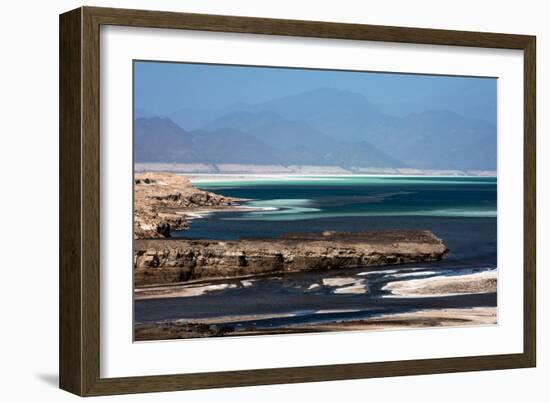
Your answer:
137;88;496;171
135;113;403;168
134;162;496;177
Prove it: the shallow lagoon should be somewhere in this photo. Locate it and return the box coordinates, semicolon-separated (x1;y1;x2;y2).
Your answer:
136;176;497;332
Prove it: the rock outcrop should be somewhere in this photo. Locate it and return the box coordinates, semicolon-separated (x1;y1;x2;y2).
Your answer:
134;230;448;287
134;172;237;239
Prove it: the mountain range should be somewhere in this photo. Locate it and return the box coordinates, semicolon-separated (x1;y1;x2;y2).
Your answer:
135;88;496;170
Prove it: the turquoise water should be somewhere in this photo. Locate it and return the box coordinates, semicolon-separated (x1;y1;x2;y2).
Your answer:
138;175;498;330
194;175;496;187
193;176;497;221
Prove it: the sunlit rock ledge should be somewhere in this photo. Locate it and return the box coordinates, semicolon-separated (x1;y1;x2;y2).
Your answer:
134;230;448;287
134;172;239;239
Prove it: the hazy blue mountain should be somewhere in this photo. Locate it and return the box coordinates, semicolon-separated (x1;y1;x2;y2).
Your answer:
167;108;226;131
136;88;496;170
205;110;336;150
378;81;497;125
320;141;404;168
368;110;496;170
190;128;281;164
168;102;253;131
135;108;157;119
169;88;393;140
135;117;280;164
249;88;394;143
406;110;496;170
205;109;402;167
254;88;382;120
135;117;196;162
135;115;403;168
246;89;496;170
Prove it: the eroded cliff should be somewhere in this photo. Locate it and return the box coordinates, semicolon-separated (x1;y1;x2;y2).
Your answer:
134;172;237;238
134;230;448;287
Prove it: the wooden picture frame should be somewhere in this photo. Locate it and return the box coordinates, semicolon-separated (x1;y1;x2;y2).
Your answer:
59;6;536;396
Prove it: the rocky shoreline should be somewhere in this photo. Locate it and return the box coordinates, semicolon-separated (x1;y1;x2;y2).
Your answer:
134;172;239;238
134;230;448;287
134;172;449;288
130;172;501;342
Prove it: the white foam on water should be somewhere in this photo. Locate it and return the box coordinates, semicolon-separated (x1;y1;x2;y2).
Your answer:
357;269;399;276
322;277;358;287
314;308;361;314
381;269;498;298
226;208;496;222
333;284;368;294
185;211;213;220
387;271;438;279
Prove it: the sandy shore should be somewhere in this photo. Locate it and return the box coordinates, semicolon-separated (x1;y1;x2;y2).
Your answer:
135;280;249;300
382;270;497;298
292;307;497;331
134;306;497;341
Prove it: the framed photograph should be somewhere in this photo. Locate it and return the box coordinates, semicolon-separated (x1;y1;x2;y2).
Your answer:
59;6;536;396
